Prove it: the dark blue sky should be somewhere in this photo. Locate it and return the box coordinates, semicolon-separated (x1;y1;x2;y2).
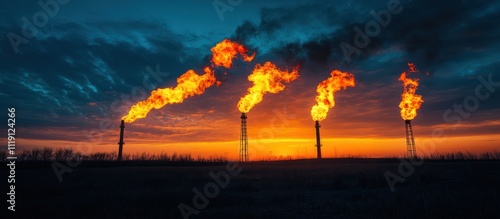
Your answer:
1;0;499;155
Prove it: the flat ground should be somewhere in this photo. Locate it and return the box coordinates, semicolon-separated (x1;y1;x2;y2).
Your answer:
4;159;500;218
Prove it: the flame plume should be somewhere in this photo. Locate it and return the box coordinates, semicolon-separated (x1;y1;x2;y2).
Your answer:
237;62;299;113
122;39;254;123
311;70;355;122
399;63;423;120
122;67;216;123
211;39;256;68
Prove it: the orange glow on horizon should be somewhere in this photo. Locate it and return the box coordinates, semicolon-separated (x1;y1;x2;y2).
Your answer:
18;135;500;160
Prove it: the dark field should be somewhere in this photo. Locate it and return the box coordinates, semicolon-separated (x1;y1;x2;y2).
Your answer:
5;159;500;219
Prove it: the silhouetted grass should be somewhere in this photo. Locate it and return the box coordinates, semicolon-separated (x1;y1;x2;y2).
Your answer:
1;148;498;163
420;151;500;160
0;147;229;163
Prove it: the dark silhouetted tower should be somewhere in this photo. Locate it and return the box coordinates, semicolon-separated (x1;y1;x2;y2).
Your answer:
315;120;322;159
405;120;417;158
240;113;248;162
118;120;125;161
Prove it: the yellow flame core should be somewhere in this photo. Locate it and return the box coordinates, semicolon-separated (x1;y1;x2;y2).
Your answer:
211;39;256;68
237;62;299;113
122;67;216;123
399;63;423;120
311;70;355;122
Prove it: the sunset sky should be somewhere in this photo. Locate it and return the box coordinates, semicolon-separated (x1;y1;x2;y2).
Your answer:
1;0;499;160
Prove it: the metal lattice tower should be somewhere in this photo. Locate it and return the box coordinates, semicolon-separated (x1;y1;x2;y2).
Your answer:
240;113;248;162
405;120;417;158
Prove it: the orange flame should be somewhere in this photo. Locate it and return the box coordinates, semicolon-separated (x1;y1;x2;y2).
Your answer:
399;63;424;121
211;39;256;68
122;67;216;123
311;70;355;122
237;62;299;113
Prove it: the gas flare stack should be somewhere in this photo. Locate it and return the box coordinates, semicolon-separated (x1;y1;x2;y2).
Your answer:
118;120;125;161
240;113;248;162
404;120;417;158
315;120;322;159
398;63;423;159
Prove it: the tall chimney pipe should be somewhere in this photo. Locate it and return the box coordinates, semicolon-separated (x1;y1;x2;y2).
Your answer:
118;120;125;161
315;120;321;159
